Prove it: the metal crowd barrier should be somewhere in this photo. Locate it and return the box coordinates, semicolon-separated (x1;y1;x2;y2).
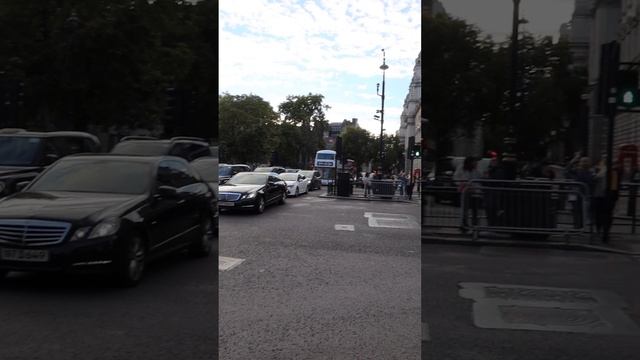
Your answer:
461;179;590;241
611;182;640;234
422;179;592;242
367;180;406;200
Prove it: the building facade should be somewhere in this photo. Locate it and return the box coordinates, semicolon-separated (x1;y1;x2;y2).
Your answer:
399;52;421;179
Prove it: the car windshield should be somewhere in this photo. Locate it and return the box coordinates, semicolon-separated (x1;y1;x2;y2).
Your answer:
29;159;152;194
219;165;233;177
191;159;217;182
279;173;300;181
111;141;169;156
253;167;272;172
0;136;42;166
227;173;267;185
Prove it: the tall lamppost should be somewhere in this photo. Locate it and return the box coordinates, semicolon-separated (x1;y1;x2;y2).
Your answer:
377;49;389;165
503;0;521;176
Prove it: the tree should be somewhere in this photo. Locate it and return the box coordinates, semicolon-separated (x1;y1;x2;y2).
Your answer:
423;14;501;158
278;93;330;166
219;93;278;164
341;126;375;171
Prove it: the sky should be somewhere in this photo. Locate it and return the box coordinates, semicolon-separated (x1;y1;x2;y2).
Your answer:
439;0;576;41
219;0;421;137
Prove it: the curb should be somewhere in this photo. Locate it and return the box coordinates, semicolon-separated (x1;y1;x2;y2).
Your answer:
318;194;419;204
421;235;640;256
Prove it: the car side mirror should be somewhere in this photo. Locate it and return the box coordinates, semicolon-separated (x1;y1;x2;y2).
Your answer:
156;185;178;198
16;181;30;192
43;153;59;166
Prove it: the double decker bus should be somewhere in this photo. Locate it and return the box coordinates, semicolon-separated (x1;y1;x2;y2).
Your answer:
314;150;336;185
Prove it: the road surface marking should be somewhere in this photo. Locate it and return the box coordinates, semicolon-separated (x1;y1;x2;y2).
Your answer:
364;212;419;229
422;322;431;341
335;224;355;231
219;256;245;271
458;282;640;335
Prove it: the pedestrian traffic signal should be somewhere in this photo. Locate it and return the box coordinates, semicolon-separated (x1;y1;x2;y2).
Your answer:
412;144;421;158
617;70;639;109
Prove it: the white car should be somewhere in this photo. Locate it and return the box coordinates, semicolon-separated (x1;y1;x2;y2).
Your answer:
278;172;308;197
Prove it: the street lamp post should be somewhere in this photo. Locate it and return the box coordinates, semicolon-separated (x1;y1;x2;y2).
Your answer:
377;49;389;165
504;0;521;178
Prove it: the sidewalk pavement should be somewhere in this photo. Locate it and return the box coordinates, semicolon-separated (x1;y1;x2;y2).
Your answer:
318;185;421;204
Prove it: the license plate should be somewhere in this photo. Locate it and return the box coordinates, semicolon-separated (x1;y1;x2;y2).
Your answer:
1;248;50;262
219;201;235;207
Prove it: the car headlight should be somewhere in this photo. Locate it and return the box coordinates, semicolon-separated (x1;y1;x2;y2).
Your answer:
88;219;121;239
242;192;257;199
70;226;92;242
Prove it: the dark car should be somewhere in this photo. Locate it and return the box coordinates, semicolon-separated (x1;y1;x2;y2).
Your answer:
218;172;286;214
110;136;212;162
253;166;286;174
0;129;101;197
219;164;251;184
190;156;220;230
299;170;321;190
0;154;217;286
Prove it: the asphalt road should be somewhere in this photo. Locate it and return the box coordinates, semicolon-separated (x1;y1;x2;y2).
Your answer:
0;244;218;360
219;189;421;359
422;242;640;360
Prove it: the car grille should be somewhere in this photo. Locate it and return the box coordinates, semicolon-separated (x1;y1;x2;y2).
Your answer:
0;219;72;246
218;192;242;201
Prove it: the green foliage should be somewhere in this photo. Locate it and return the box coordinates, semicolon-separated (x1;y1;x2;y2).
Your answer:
424;15;588;160
218;93;278;164
340;126;376;169
0;0;215;138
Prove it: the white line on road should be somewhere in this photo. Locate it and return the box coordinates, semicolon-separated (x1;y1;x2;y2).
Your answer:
334;224;355;231
219;256;245;271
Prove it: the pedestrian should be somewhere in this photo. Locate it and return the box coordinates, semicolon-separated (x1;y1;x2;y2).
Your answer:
398;171;407;197
565;156;596;230
454;156;482;228
406;175;415;200
363;172;371;197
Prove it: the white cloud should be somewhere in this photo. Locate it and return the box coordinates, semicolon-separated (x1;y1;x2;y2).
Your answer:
220;0;420;136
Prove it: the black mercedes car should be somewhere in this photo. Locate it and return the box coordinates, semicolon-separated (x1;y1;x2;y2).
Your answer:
0;129;101;197
0;154;217;286
218;172;286;214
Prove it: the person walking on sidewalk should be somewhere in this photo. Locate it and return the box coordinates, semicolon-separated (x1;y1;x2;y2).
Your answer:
363;172;371;198
406;174;415;200
593;160;623;243
454;156;482;228
398;171;408;198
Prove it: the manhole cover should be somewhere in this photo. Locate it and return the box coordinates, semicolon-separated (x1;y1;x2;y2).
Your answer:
484;286;599;304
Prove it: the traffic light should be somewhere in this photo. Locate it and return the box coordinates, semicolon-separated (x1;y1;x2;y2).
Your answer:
617;69;639;109
412;144;421;158
407;136;415;159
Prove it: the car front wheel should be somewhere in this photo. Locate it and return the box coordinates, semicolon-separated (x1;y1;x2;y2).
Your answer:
255;196;266;214
115;235;146;287
189;217;213;257
278;191;286;205
295;187;299;197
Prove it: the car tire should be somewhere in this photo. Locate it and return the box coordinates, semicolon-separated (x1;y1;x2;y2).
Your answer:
115;235;146;287
255;196;266;214
295;187;299;197
189;216;213;257
278;191;286;205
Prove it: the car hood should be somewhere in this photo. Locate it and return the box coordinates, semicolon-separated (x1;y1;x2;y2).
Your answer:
0;191;145;223
0;166;42;177
219;184;263;193
283;180;299;186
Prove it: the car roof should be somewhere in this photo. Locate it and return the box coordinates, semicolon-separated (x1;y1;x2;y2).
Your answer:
0;130;100;143
250;171;280;176
63;153;186;164
118;136;209;146
191;156;217;162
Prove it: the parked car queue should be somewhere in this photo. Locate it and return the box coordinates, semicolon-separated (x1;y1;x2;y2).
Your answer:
0;131;219;286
